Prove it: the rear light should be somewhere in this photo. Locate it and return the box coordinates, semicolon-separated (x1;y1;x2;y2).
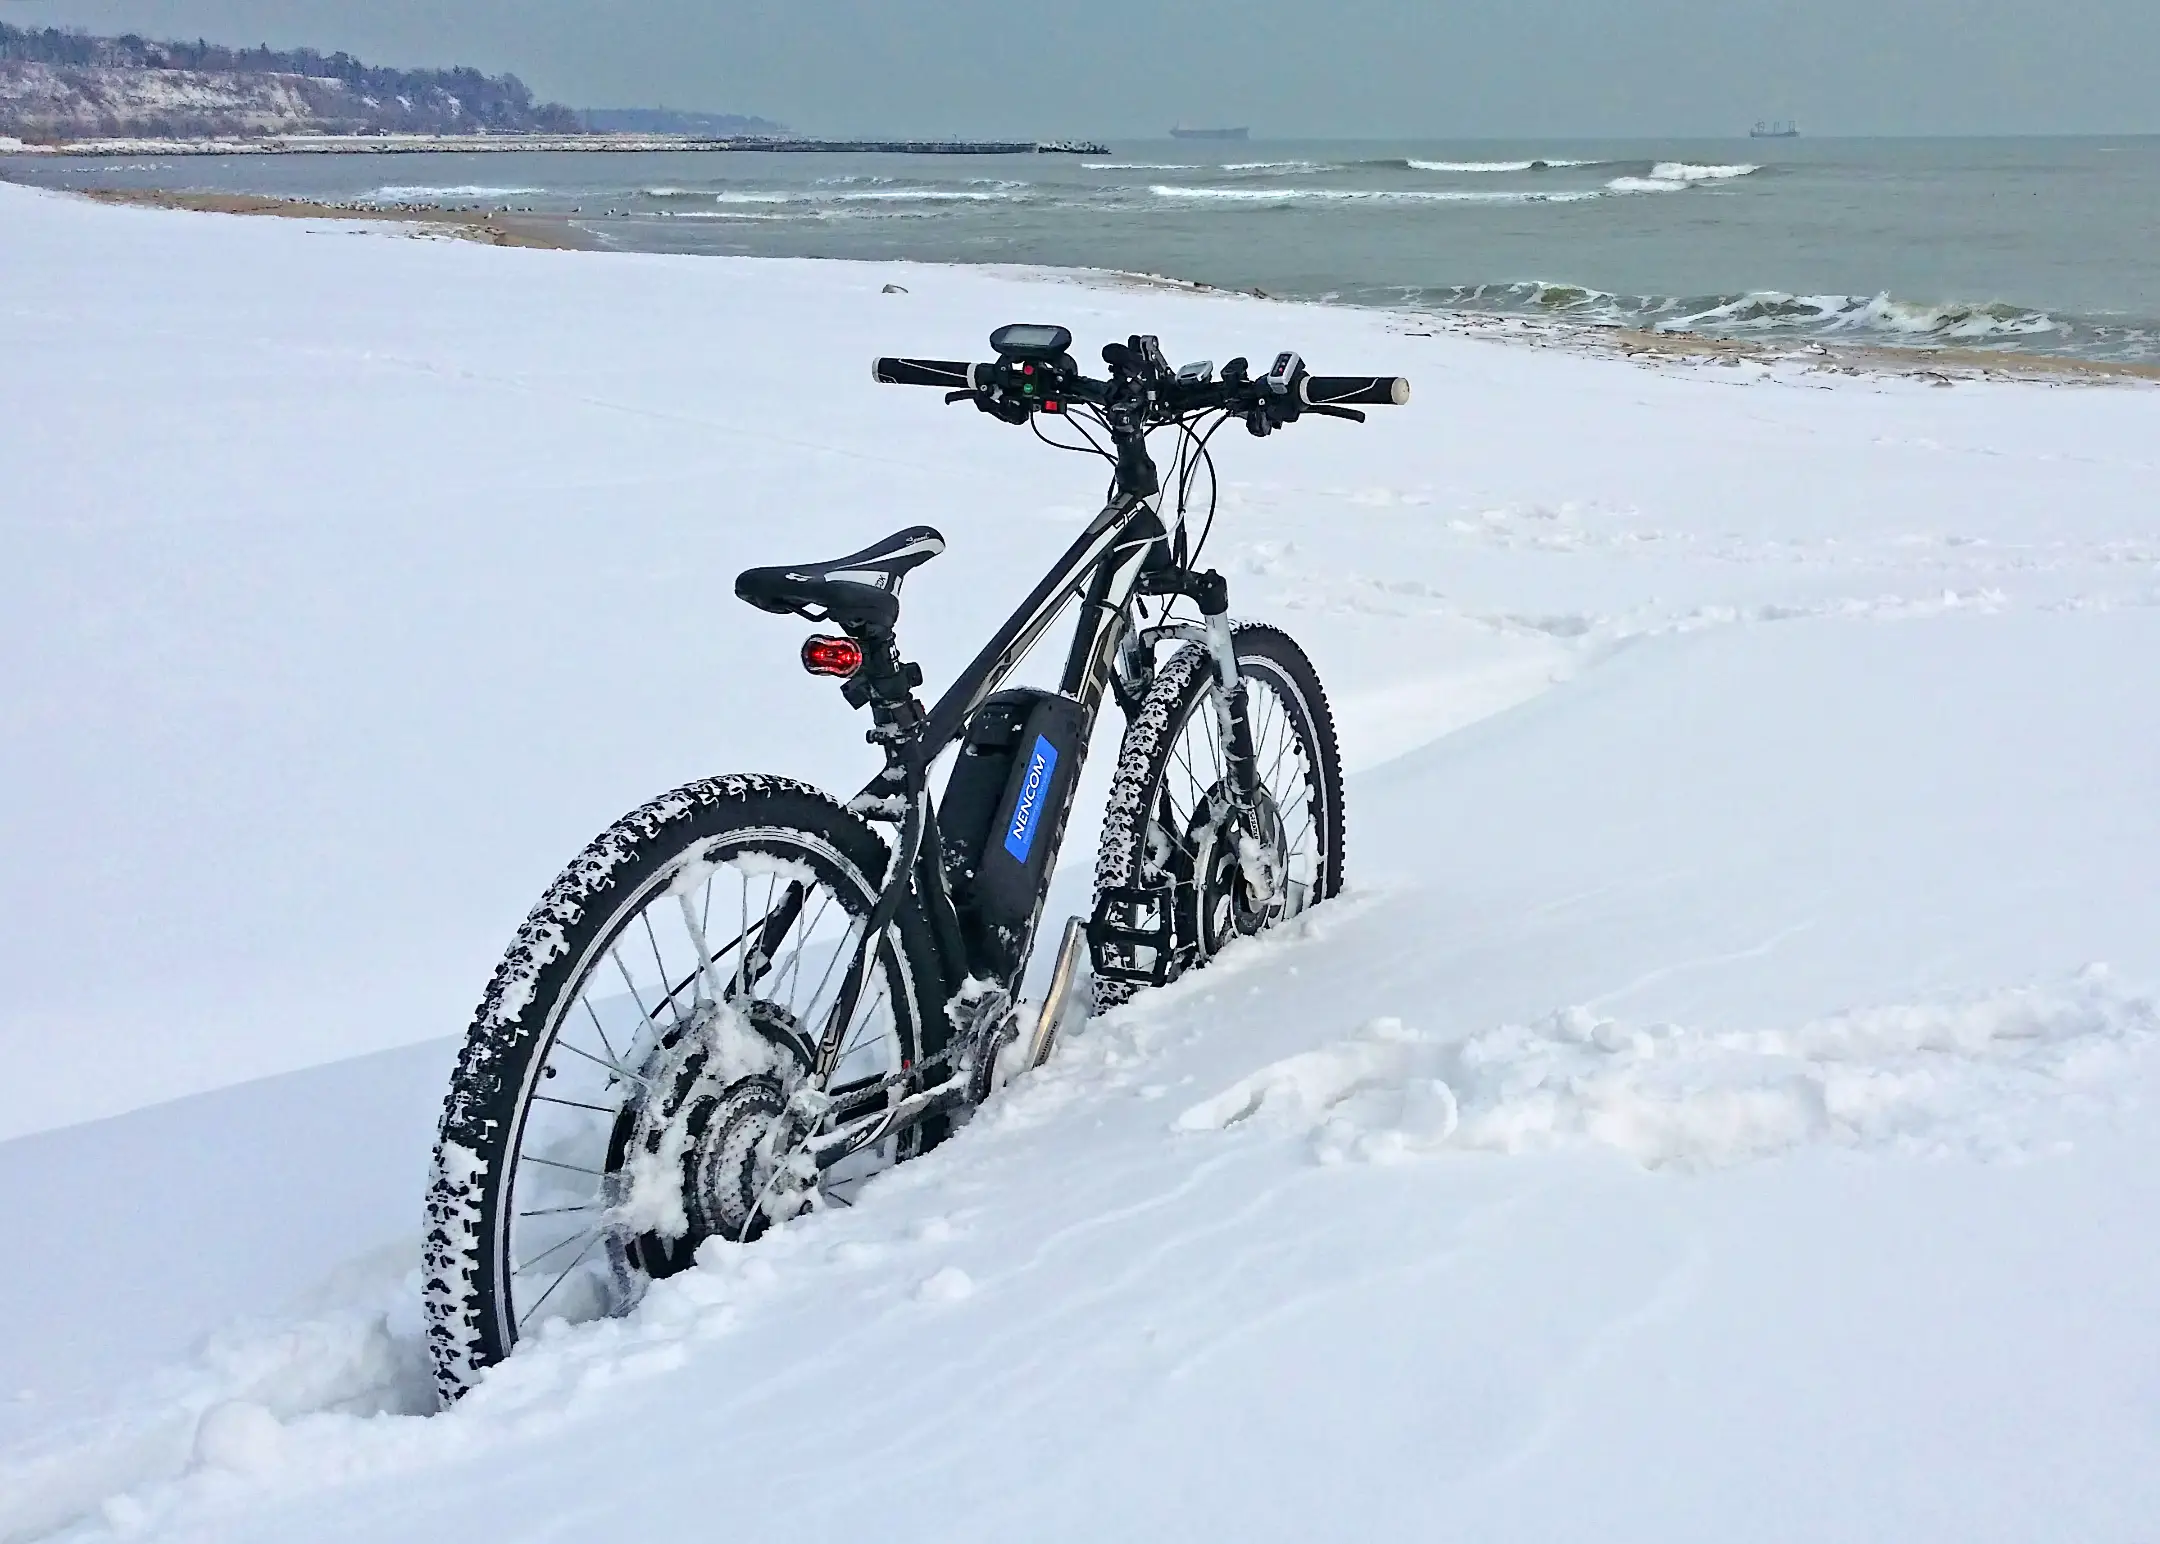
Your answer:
801;635;864;678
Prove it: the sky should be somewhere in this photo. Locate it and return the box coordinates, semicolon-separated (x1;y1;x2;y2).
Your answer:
4;0;2157;138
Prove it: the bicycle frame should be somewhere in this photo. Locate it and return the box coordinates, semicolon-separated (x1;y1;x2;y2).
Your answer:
920;491;1167;768
777;468;1267;1166
871;485;1171;998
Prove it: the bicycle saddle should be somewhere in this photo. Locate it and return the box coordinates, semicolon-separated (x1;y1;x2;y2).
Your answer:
734;525;946;632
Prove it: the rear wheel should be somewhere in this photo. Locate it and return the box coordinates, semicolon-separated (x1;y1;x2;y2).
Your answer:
423;776;941;1404
1092;623;1344;1008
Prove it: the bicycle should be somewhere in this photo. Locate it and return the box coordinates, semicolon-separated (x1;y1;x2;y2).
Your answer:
422;323;1410;1401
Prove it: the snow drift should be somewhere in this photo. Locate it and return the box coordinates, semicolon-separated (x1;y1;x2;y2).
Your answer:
4;179;2160;1543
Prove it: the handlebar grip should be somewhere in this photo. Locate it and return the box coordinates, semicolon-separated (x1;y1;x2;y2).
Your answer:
873;357;981;389
1300;375;1411;408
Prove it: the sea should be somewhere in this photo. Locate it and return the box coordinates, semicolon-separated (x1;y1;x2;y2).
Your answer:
8;136;2157;364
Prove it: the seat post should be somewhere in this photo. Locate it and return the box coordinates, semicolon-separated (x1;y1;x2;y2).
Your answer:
842;625;926;731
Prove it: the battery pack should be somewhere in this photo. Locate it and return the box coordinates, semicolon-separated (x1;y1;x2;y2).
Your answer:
936;689;1085;982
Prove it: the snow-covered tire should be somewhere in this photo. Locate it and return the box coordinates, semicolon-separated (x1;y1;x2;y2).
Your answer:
1092;623;1344;1009
423;775;941;1405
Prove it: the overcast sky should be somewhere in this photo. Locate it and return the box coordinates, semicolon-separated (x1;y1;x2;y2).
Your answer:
6;0;2157;137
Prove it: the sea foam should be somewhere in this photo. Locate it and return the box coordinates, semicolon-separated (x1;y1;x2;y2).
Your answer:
1608;162;1761;193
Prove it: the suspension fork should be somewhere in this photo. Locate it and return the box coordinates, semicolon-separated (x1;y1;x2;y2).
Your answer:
1190;570;1264;814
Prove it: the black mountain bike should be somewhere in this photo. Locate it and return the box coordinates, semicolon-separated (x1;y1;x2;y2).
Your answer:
422;324;1409;1401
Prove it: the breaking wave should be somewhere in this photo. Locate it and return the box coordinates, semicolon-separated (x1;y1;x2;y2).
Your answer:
1404;158;1599;172
364;185;541;200
697;186;1026;206
1607;161;1761;194
1407;280;2159;361
1150;185;1600;205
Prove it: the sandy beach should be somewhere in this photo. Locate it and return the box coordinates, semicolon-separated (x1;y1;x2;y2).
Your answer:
76;186;596;250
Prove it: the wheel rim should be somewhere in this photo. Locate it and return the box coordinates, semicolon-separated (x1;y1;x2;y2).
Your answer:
494;828;916;1345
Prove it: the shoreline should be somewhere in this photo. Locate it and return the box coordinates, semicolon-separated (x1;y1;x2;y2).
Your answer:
75;186;596;250
49;184;2160;386
1067;266;2160;386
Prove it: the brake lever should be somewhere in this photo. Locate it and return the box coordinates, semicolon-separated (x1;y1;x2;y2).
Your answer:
944;390;974;405
1305;403;1367;424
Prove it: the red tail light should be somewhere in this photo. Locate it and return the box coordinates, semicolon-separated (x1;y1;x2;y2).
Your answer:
801;635;864;678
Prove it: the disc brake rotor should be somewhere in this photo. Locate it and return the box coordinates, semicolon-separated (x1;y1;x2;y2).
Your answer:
1176;785;1289;960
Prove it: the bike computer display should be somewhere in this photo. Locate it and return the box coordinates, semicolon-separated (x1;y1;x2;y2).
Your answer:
989;323;1074;360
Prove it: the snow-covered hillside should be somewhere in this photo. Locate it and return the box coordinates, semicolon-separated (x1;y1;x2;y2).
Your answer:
0;62;331;135
3;181;2158;1542
0;37;576;139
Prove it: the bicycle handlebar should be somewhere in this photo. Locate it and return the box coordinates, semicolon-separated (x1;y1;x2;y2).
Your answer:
1300;375;1411;407
873;341;1410;431
873;357;981;390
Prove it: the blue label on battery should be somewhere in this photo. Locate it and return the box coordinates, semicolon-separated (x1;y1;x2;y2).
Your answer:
1003;734;1058;863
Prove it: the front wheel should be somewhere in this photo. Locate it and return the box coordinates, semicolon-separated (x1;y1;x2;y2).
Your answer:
422;776;943;1404
1092;623;1345;1008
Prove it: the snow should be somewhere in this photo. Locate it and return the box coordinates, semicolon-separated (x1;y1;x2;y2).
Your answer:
1179;980;2160;1169
4;178;2160;1542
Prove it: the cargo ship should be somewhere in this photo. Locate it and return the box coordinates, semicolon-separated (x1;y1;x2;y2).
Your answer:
1169;125;1250;140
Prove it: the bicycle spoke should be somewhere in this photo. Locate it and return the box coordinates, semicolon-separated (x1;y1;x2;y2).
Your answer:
580;999;622;1070
778;888;834;1006
515;1223;599;1277
802;916;865;1028
678;889;731;1005
640;910;684;1022
555;1036;654;1091
533;1093;622;1116
516;1232;605;1331
834;974;895;1065
609;946;667;1044
735;874;751;998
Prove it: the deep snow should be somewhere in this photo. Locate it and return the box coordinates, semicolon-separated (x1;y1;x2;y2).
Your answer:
3;180;2159;1542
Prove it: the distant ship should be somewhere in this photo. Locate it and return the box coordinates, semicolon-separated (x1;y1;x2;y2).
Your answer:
1170;125;1250;140
1750;120;1800;138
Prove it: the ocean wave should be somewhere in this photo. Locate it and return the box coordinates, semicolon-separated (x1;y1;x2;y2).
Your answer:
666;205;950;224
1083;161;1198;170
365;185;541;200
700;187;1021;206
1219;159;1326;172
1405;158;1598;172
1607;162;1761;194
1409;280;2139;353
1150;184;1599;205
1703;291;2060;341
833;188;1012;202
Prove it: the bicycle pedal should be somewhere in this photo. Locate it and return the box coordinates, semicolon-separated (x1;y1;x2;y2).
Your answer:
1087;883;1178;986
